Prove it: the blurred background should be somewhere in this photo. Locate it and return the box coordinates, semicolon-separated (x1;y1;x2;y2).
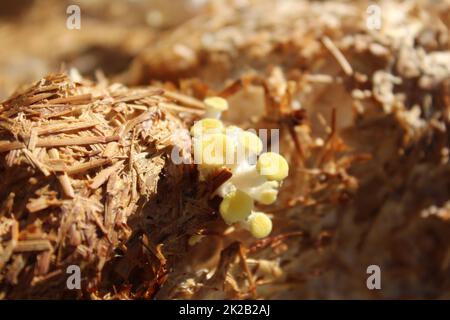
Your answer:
0;0;209;99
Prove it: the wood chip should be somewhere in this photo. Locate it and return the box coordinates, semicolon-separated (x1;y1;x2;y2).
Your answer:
46;93;92;104
90;160;124;189
48;148;75;198
322;36;353;76
66;158;113;175
14;240;52;253
22;148;51;176
36;121;98;136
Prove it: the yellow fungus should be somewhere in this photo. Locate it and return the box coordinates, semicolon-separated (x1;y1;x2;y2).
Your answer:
193;133;235;167
248;212;273;238
238;130;263;157
219;190;253;224
256;152;289;181
248;180;279;205
203;96;229;119
190;118;224;137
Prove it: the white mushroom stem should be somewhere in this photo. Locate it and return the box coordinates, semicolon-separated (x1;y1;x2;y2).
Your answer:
204;97;228;119
204;109;222;119
247;181;279;205
230;161;266;190
214;180;236;198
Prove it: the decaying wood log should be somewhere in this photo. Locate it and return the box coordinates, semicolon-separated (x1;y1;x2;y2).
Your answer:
0;73;216;299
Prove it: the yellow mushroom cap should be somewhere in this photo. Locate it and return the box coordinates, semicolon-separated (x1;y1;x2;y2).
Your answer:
193;133;235;166
204;97;228;112
258;188;278;205
190;118;224;137
248;181;279;205
248;212;272;238
256;152;289;181
219;190;254;224
238;131;263;156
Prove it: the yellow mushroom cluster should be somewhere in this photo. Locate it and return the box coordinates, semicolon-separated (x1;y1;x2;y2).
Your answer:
190;97;289;239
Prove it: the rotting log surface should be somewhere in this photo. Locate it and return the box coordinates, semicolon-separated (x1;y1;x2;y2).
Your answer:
127;0;450;299
0;73;215;299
